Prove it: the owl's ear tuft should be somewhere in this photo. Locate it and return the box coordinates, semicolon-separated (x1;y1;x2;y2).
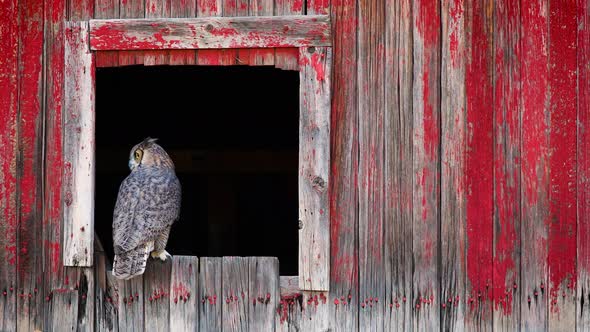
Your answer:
143;137;159;145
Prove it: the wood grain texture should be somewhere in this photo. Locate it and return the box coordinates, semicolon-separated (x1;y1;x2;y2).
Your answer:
169;256;198;332
298;46;331;291
199;257;222;331
578;0;590;329
46;290;79;331
383;0;412;330
118;0;145;65
144;0;171;65
16;0;45;329
196;0;225;65
117;276;144;332
221;257;249;332
248;0;275;65
67;266;95;331
328;0;358;328
144;259;172;332
95;0;120;67
274;0;302;70
247;257;279;331
411;0;440;330
0;0;19;330
43;1;68;330
464;0;494;329
299;291;330;331
95;251;119;332
547;0;578;330
276;277;303;332
492;0;521;330
90;15;332;50
520;0;549;330
169;0;197;65
63;21;95;267
357;0;385;329
440;0;466;330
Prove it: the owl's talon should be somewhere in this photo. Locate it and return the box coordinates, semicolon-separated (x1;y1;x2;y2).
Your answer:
151;250;171;261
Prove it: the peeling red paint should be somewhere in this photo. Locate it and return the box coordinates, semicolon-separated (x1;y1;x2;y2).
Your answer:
547;0;577;313
465;0;493;306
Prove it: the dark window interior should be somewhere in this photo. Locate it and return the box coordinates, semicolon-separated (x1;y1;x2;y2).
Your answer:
95;65;299;275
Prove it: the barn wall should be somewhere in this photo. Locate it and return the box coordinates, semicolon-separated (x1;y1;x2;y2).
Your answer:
0;0;589;330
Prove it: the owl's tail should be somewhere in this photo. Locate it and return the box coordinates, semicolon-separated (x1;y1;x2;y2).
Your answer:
112;243;152;280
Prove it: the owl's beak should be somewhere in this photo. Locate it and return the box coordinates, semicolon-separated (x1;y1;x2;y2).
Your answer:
128;160;136;170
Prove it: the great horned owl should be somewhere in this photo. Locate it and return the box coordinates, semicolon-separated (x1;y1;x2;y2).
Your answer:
112;138;181;280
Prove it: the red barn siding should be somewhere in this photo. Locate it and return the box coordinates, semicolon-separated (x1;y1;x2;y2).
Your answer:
0;0;589;330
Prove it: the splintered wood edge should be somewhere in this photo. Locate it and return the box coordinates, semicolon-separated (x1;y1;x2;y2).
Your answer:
89;15;332;50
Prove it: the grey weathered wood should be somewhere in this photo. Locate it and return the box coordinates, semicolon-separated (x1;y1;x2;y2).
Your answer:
118;0;145;65
169;256;199;332
70;267;95;331
89;15;332;50
384;0;413;330
274;0;302;70
199;257;222;332
298;46;331;292
117;275;144;332
248;0;275;65
357;0;386;329
441;0;466;330
47;290;79;331
63;20;95;267
248;257;279;331
94;0;119;67
276;278;302;332
144;0;170;65
95;252;118;332
144;259;172;332
221;257;249;332
299;291;330;331
169;0;197;65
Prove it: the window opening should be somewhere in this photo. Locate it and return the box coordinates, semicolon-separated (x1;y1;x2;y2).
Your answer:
95;65;300;275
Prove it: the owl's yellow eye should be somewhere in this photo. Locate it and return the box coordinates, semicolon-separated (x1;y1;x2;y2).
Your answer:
134;149;143;162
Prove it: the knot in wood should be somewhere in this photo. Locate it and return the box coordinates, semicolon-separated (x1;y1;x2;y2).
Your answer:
307;46;316;54
298;220;303;230
311;176;326;192
205;24;214;32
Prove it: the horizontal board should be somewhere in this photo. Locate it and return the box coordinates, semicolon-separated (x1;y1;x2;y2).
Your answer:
90;15;331;50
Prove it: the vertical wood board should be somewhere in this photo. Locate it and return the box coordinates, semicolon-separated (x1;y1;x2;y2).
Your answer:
169;256;199;332
199;257;222;331
63;21;95;267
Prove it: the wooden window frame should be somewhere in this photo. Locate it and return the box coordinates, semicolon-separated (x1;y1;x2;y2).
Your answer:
63;16;332;291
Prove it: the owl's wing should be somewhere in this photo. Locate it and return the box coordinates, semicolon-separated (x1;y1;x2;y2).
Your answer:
112;171;181;255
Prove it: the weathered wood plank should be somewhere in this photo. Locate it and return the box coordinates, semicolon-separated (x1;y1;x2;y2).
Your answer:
221;257;249;332
547;0;578;330
383;0;412;330
248;0;275;65
117;276;144;332
95;251;119;332
298;46;331;292
196;0;226;65
520;0;549;330
144;0;171;65
89;15;332;50
276;276;302;332
492;0;521;330
299;291;330;331
221;0;241;65
358;0;385;328
63;21;95;267
274;0;302;70
169;256;198;332
43;0;70;329
328;0;358;327
578;0;590;329
66;266;95;331
68;0;94;20
144;259;172;332
118;0;145;65
16;0;45;329
47;290;79;331
248;257;279;331
0;0;19;330
440;0;466;330
464;0;494;330
95;0;120;67
199;257;222;331
411;0;440;330
169;0;197;65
